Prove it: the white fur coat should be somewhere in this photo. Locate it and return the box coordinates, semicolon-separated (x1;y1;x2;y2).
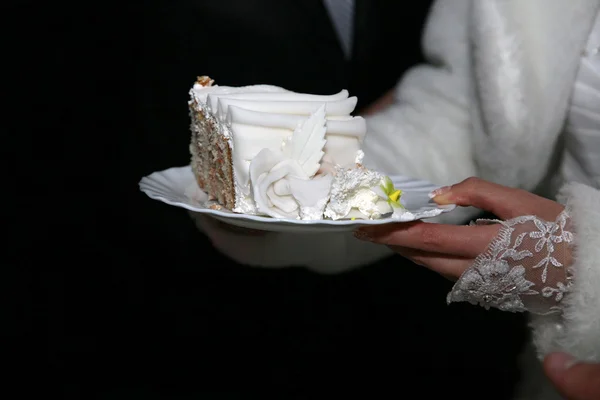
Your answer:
365;1;600;398
193;1;600;397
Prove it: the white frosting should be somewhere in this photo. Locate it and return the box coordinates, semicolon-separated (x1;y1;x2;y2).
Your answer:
190;82;287;102
287;175;333;220
249;106;332;219
215;97;358;116
209;89;350;102
191;82;367;215
355;149;365;164
190;79;401;220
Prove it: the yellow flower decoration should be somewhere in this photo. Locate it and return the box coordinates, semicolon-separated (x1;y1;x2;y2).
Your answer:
380;176;404;209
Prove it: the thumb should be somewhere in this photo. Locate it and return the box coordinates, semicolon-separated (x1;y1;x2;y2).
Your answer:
544;352;600;400
429;177;564;221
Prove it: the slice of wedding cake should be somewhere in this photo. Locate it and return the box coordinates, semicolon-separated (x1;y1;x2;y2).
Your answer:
189;76;404;220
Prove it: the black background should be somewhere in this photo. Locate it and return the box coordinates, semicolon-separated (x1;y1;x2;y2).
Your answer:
8;1;527;398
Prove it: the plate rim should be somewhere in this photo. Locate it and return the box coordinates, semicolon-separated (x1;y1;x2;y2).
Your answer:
139;166;457;226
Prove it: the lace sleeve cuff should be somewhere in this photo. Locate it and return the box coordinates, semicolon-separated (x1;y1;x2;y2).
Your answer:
447;210;575;315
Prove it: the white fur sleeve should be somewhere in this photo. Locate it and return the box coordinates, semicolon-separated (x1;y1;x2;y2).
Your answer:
529;183;600;362
363;0;476;190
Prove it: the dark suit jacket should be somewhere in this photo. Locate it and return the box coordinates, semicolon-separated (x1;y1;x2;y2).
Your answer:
142;0;431;110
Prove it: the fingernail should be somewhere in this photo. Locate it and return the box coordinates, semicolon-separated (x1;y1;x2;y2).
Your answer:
429;186;451;199
546;352;578;376
354;229;372;241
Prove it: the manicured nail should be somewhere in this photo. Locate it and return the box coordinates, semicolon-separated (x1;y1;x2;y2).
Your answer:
546;352;578;376
354;229;372;241
429;186;451;199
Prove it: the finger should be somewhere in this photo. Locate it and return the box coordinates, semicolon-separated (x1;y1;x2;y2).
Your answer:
355;221;499;258
430;177;564;221
390;246;472;280
544;353;600;400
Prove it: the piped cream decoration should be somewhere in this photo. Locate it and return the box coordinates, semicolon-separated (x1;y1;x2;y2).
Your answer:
249;105;333;219
325;167;406;220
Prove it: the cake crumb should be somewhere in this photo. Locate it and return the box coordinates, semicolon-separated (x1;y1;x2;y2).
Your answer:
196;76;214;87
209;204;223;210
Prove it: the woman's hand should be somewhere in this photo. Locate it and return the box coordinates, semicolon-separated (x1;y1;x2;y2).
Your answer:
544;352;600;400
354;177;565;280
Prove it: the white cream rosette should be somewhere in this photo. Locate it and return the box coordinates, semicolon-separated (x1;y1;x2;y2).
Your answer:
249;105;333;220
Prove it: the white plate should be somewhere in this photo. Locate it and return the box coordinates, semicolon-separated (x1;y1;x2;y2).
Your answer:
139;166;456;233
